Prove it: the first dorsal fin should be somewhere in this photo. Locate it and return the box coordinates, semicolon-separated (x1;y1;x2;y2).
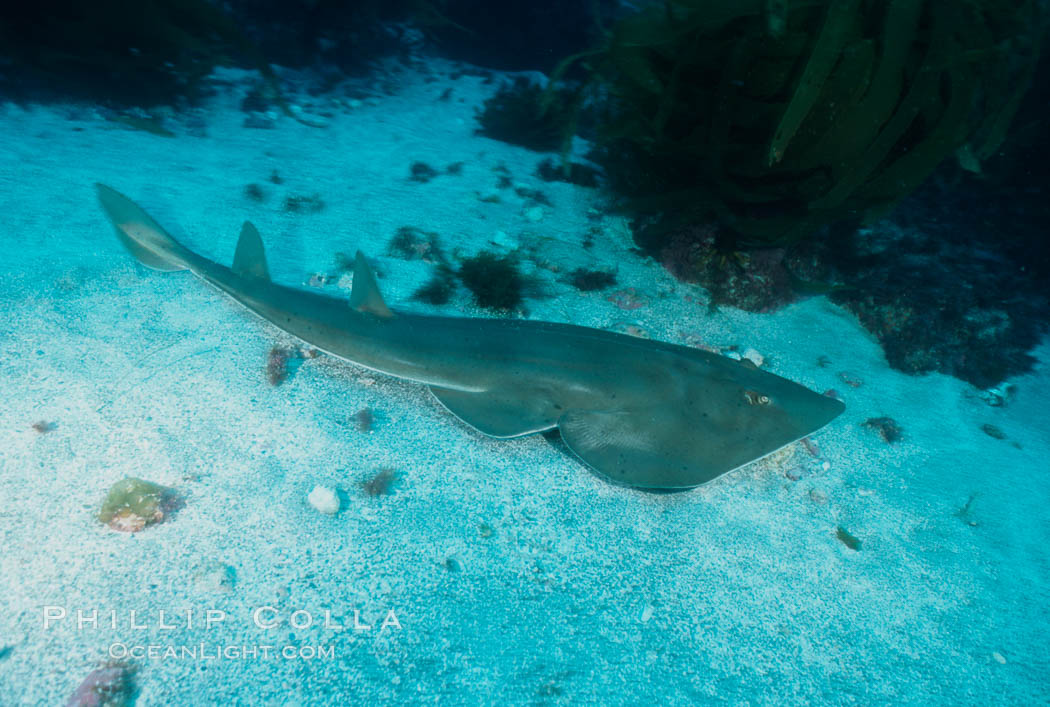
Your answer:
350;251;394;319
232;222;270;280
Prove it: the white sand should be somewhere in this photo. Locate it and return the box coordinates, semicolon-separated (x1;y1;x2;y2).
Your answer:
0;61;1047;704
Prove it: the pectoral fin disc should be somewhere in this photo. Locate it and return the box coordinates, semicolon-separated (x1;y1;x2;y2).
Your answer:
429;386;558;438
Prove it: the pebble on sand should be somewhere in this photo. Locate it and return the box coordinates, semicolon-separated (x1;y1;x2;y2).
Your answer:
65;661;134;707
308;485;340;515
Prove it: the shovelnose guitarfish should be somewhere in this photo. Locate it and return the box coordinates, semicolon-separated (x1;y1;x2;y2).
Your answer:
96;184;844;490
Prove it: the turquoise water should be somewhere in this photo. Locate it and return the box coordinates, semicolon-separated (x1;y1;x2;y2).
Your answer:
0;64;1048;705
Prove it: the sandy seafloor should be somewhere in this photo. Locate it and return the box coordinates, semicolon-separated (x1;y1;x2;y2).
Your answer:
0;61;1048;705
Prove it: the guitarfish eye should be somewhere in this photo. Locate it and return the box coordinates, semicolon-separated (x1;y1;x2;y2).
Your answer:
744;390;771;406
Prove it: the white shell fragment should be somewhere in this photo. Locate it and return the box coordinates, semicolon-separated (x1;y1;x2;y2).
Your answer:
308;485;341;515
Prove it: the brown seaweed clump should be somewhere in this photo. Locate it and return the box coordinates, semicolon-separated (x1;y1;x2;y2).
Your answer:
266;346;292;386
836;526;862;551
864;416;903;443
361;468;399;497
355;407;374;433
282;194;325;214
458;251;524;312
568;268;617;292
475;77;578;153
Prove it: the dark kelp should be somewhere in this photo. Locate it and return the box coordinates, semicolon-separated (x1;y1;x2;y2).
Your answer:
550;0;1044;246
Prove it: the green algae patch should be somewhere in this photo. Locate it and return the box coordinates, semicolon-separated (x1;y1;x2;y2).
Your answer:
98;477;181;533
836;526;862;551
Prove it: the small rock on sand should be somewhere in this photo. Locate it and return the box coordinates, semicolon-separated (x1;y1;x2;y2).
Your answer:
65;662;133;707
308;486;340;515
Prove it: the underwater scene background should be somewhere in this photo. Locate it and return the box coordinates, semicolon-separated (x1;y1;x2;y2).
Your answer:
0;1;1048;704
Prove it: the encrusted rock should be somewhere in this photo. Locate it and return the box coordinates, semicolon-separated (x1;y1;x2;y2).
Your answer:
98;478;180;533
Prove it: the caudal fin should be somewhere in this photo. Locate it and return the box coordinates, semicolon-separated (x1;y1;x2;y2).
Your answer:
95;183;191;272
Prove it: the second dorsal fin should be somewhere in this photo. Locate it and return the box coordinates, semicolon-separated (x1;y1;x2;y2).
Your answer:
232;222;270;280
349;251;394;319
